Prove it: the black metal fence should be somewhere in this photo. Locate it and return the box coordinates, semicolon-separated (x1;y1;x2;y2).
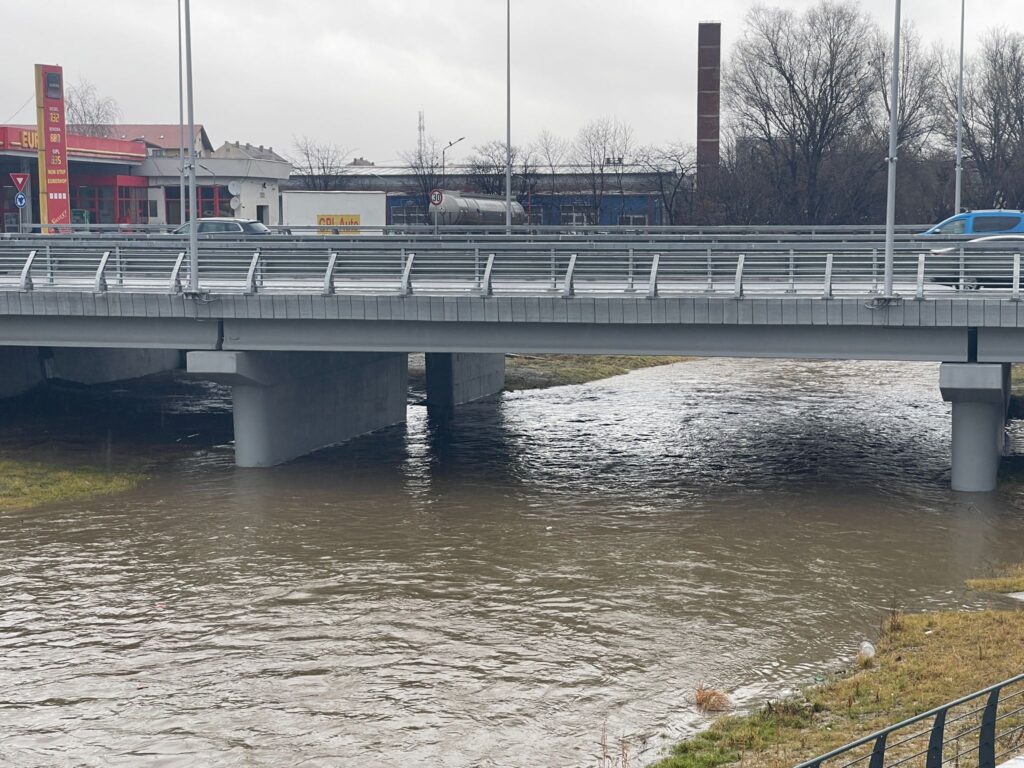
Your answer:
797;674;1024;768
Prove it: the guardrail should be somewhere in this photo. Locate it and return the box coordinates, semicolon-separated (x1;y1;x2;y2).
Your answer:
0;242;1019;300
796;673;1024;768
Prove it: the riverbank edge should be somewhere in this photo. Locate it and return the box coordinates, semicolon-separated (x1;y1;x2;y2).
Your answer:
0;456;144;512
966;563;1024;594
408;353;691;392
649;607;1024;768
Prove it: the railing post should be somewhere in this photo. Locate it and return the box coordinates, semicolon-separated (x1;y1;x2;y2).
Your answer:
872;247;879;293
647;253;660;299
1014;252;1021;301
562;253;577;298
169;252;185;294
474;247;481;289
45;244;53;285
322;250;338;296
19;250;36;291
94;250;111;293
958;245;966;291
978;688;999;768
481;253;495;297
822;253;834;299
916;252;926;300
868;734;888;768
925;709;946;768
628;247;635;290
244;250;261;295
706;247;714;292
734;253;745;298
550;248;557;290
400;251;415;296
115;244;124;286
788;248;796;293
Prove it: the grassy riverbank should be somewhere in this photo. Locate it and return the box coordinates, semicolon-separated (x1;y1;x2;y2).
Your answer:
966;563;1024;594
408;354;690;392
651;608;1024;768
0;457;142;512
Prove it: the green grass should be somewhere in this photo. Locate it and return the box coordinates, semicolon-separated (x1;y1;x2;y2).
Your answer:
651;609;1024;768
0;458;141;511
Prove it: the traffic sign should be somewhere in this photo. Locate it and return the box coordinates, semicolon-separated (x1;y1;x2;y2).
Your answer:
14;192;26;209
9;173;28;193
429;189;443;206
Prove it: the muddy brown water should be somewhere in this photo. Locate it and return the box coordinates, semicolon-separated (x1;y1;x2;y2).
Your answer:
2;359;1024;767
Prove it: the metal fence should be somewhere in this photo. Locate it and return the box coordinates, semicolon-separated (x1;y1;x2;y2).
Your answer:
796;673;1024;768
0;240;1019;300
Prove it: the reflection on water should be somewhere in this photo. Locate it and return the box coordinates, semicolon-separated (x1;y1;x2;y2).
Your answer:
1;359;1024;767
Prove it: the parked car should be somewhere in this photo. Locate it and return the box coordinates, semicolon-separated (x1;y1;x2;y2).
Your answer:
922;210;1024;236
172;218;272;235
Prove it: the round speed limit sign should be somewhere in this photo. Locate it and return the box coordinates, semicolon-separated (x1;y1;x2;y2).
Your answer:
429;189;443;206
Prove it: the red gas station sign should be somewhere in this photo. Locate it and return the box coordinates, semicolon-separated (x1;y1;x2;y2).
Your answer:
34;64;70;232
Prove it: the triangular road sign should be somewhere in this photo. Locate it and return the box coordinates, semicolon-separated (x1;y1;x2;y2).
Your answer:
9;173;28;193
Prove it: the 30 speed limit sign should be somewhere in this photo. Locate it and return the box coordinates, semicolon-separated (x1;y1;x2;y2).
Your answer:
429;189;443;206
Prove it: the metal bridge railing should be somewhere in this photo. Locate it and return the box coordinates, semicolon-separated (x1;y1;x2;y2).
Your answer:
0;242;1021;300
795;673;1024;768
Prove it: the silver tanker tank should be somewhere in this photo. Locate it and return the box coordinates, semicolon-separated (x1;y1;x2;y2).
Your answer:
429;190;526;225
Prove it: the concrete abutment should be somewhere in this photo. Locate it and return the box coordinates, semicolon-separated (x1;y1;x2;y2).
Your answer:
187;350;408;467
424;353;505;410
939;362;1011;493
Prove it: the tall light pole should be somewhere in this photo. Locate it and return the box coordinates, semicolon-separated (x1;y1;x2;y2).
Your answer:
442;136;465;186
883;0;902;299
954;0;965;215
505;0;512;232
184;0;199;292
177;0;185;226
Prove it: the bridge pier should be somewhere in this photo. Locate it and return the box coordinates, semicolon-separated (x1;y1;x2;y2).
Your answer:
424;353;505;410
939;363;1011;492
187;350;408;467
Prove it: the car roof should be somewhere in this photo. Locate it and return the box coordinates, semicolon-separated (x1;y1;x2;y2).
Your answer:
193;217;259;223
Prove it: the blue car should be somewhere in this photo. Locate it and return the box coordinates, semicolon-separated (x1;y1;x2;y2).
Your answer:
923;210;1024;236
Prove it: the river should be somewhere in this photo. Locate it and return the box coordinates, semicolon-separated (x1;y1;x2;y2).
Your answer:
1;358;1024;767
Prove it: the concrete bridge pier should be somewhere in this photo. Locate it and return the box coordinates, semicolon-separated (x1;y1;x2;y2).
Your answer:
425;353;505;410
187;350;408;467
939;363;1011;492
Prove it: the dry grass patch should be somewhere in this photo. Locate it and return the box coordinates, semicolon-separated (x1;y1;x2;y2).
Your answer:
0;458;141;511
695;686;732;713
504;355;691;391
967;564;1024;594
651;609;1024;768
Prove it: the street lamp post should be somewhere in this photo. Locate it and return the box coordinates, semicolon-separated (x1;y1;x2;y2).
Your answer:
955;0;965;215
177;0;185;226
505;0;512;232
183;0;199;293
883;0;902;299
442;136;465;186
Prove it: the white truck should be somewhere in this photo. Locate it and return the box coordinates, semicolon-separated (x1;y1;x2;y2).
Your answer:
280;190;386;234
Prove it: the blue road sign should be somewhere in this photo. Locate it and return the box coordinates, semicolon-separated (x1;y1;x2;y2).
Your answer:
14;192;26;209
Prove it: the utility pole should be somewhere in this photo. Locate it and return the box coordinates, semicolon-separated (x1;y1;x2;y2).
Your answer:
177;0;186;226
954;0;965;215
505;0;512;232
184;0;199;292
883;0;902;299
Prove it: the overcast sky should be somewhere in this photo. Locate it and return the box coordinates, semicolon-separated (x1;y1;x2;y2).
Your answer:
2;1;1021;165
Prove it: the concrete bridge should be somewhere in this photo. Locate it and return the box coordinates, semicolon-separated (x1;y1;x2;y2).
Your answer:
1;232;1022;491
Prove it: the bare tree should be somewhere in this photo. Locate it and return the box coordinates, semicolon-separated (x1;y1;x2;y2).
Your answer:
867;21;941;152
570;117;634;223
634;143;696;225
726;1;876;223
532;130;569;194
400;137;442;211
466;140;517;195
289;137;351;191
64;77;121;137
939;30;1024;208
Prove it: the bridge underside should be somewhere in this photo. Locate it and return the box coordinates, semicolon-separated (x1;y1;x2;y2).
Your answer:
2;294;1023;489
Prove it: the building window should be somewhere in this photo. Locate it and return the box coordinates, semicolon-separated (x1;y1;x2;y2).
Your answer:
392;204;426;225
617;214;648;226
559;205;593;226
526;208;544;225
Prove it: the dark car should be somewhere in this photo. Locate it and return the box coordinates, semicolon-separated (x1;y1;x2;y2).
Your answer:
172;218;272;235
